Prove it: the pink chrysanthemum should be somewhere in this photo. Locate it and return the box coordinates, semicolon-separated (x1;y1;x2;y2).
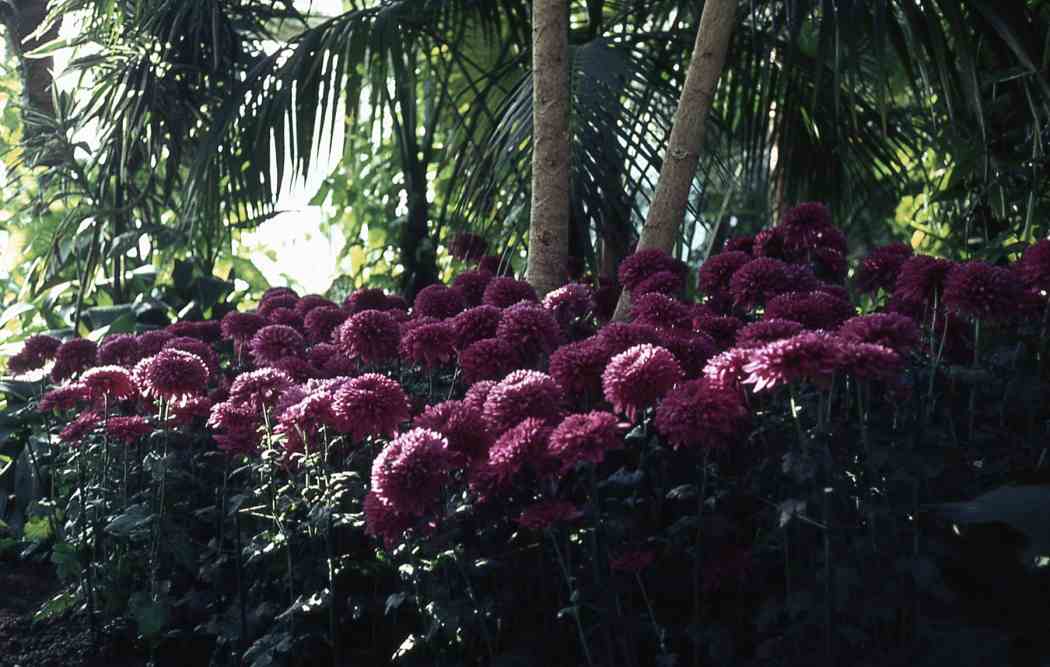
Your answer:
597;322;662;356
549;338;611;399
728;257;791;310
38;383;91;412
249;325;305;366
1019;240;1050;294
632;270;685;298
735;319;804;349
363;491;417;548
330;373;410;442
106;416;153;444
892;255;953;306
548;411;624;472
698;251;751;297
138;349;210;400
631;293;691;330
371;428;453;516
763;291;855;330
743;332;845;392
336;310;400;365
450;232;489;261
838;342;903;383
80;365;137;401
752;228;785;259
228;367;294;409
413;400;491;462
838;313;921;354
703;348;751;391
302;306;348;345
413;284;466;319
270;356;315;382
59;410;102;444
400;321;457;369
855;242;913;294
602;344;682;421
166;395;213;427
782;263;822;293
276;390;338;448
51;338;98;382
942;260;1024;321
482;277;539;309
811;247;849;283
657;329;718;379
464;380;497;412
693;315;745;350
451;270;494;308
136;330;175;356
654;377;750;450
483;370;564;433
458;338;523;384
97;334;143;367
450;305;503;350
515;500;583;531
779;202;839;253
164;336;220;377
618;249;687;293
257;294;299;320
496;302;563;358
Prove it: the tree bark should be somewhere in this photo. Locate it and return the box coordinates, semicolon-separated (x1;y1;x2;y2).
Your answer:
612;0;736;319
525;0;571;296
0;0;61;165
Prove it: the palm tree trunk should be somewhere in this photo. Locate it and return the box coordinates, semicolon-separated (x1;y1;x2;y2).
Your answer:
0;0;61;165
612;0;736;320
525;0;571;296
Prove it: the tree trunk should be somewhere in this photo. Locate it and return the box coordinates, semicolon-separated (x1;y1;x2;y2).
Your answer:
612;0;736;320
0;0;61;165
525;0;571;296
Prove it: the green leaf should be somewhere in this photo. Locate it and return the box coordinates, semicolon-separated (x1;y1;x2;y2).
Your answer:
129;591;170;638
0;303;36;328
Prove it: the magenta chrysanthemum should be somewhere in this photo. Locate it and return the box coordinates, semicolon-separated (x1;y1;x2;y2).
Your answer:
412;400;491;462
779;202;838;252
838;313;921;353
136;330;174;356
703;348;751;391
330;373;410;441
735;319;804;349
618;249;687;293
400;321;457;369
336;310;400;365
106;416;153;444
306;343;357;378
838;342;903;383
942;260;1025;321
265;307;303;330
294;294;336;317
261;286;299;301
257;294;299;319
693;315;745;350
657;330;718;379
855;242;913;294
543;282;593;325
601;344;683;421
496;302;563;358
729;257;791;309
343;288;389;314
363;491;416;548
483;370;564;433
631;293;691;329
548;411;624;472
764;291;855;330
167;395;213;427
301;306;348;344
753;228;785;259
451;270;494;307
51;338;98;382
450;305;503;349
597;322;662;356
97;334;142;367
164;336;220;378
59;410;102;444
413;284;466;319
228;367;294;409
654;377;750;450
371;428;453;516
80;365;137;401
723;236;754;255
138;349;209;400
743;332;845;392
463;380;497;412
516;501;582;531
1019;240;1050;294
8;335;62;374
698;251;751;297
482;277;539;308
166;320;222;342
458;338;523;384
632;270;685;298
38;383;91;412
892;255;953;306
548;338;611;399
476;417;554;492
249;325;305;366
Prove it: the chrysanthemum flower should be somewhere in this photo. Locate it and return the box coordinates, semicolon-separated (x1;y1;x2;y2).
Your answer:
7;335;62;374
475;417;554;492
496;302;563;358
542;282;593;326
697;251;751;298
451;270;494;307
855;242;913;294
371;428;453;516
782;264;822;294
51;338;98;382
306;343;357;378
297;306;345;345
257;294;299;319
891;255;953;307
728;257;791;309
413;400;491;462
270;356;315;382
80;365;137;401
363;491;417;548
166;395;213;427
1019;240;1050;294
450;232;489;261
261;287;299;301
450;305;503;350
779;202;843;254
166;320;222;342
136;330;175;356
942;260;1024;321
657;329;718;379
483;370;564;433
482;277;539;308
837;342;903;383
227;367;294;409
137;349;210;401
477;255;502;274
743;332;845;392
164;336;220;378
336;310;400;365
752;228;785;259
601;344;682;421
763;291;855;330
838;313;920;353
702;348;751;391
413;284;466;319
735;319;804;349
723;236;754;255
592;279;621;322
458;338;524;384
654;377;750;450
294;294;337;317
632;270;685;298
515;500;582;531
812;247;849;283
59;410;102;444
631;293;692;329
38;383;91;412
330;373;410;442
400;321;457;369
343;288;389;314
97;334;143;367
548;411;624;472
249;325;305;366
106;416;153;444
265;307;303;330
548;338;611;399
463;380;497;412
617;248;687;293
693;315;745;350
597;322;662;356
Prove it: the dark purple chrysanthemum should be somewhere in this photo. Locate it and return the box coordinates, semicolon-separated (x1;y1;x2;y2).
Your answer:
477;255;503;275
208;400;261;453
363;491;416;548
592;279;622;322
306;343;357;378
855;242;913;294
618;248;687;293
657;329;718;379
336;310;400;365
227;367;294;409
632;270;685;298
496;302;563;358
763;291;855;331
38;383;91;412
450;232;489;261
838;313;921;354
597;322;662;356
166;395;213;427
59;410;102;444
23;334;62;360
413;400;491;462
136;330;175;356
270;356;315;382
483;370;564;433
452;270;494;307
400;321;457;369
1019;240;1050;294
262;286;299;301
50;338;98;382
655;377;750;450
137;349;209;400
475;417;554;492
548;411;624;472
693;315;745;350
302;306;349;344
631;293;692;330
371;428;453;516
166;320;222;342
542;283;593;326
723;236;754;255
516;501;582;531
736;319;804;349
96;334;142;367
602;344;683;421
80;365;137;401
812;247;848;283
549;337;611;399
728;257;791;309
743;332;845;392
838;342;903;383
450;305;503;350
782;263;822;294
779;201;834;252
343;288;390;314
414;284;466;319
249;325;305;366
752;228;785;259
330;373;410;442
257;294;299;320
106;416;153;444
294;294;336;317
265;307;303;330
482;277;539;308
458;338;523;384
892;255;953;307
697;251;751;298
164;336;220;377
942;260;1024;321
